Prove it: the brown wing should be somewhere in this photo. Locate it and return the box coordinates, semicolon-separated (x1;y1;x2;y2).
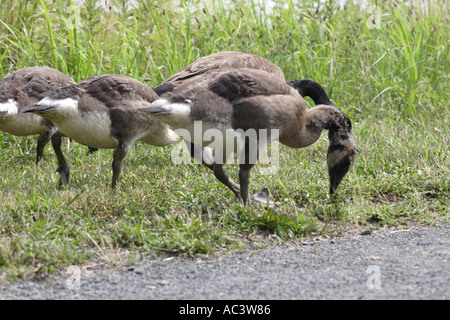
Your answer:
81;74;159;109
208;68;291;102
156;51;285;94
167;68;298;127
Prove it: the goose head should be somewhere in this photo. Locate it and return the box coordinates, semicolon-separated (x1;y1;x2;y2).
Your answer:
326;111;356;194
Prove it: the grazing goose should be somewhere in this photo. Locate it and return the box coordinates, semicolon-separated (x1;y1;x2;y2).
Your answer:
0;66;75;184
140;68;356;205
153;51;335;205
22;74;178;188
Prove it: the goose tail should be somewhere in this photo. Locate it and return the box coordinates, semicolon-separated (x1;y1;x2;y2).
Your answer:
138;106;173;115
21;104;56;114
21;96;78;114
0;99;18;116
139;98;191;128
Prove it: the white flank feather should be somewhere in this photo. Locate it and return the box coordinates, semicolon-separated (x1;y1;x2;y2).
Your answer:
0;99;45;135
60;111;117;149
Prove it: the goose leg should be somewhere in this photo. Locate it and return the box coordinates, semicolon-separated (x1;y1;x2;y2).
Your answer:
185;140;214;169
238;164;252;205
238;136;279;208
211;148;244;200
111;141;130;189
238;165;280;208
51;131;70;188
212;163;241;198
36;127;56;164
185;140;241;196
88;147;98;154
186;140;278;207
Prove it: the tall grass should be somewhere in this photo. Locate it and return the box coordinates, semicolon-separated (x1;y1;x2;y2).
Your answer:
0;0;448;278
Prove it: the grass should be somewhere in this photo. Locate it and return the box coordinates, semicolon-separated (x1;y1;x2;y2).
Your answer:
0;0;449;279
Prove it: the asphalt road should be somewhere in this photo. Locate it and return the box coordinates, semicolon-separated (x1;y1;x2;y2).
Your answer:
1;223;449;300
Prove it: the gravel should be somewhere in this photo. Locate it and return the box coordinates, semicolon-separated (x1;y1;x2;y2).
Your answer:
1;223;449;300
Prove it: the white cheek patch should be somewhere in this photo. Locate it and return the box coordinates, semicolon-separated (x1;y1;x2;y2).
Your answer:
0;99;18;115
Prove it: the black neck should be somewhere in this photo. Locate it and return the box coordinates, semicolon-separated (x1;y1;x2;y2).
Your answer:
287;79;333;106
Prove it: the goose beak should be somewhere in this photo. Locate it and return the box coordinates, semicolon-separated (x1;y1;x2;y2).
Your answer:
329;169;347;194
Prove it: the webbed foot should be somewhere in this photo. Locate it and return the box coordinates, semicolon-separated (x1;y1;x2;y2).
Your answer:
249;188;281;208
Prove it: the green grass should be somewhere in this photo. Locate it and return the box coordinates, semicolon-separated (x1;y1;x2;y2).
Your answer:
0;0;449;279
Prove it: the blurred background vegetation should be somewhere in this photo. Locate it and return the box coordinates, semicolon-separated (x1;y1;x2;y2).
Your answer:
0;0;448;118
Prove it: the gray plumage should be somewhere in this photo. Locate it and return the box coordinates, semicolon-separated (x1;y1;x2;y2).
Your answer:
153;51;333;108
0;66;75;184
153;51;286;96
22;74;178;188
141;68;356;205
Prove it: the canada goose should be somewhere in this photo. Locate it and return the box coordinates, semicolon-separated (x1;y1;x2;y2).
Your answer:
140;68;356;205
0;66;75;184
22;74;178;188
153;51;335;205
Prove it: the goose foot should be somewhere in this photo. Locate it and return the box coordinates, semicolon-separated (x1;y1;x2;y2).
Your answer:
249;188;281;208
57;167;70;189
88;147;98;154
